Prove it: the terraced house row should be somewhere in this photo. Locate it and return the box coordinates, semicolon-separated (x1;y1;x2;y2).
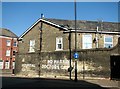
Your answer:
0;28;18;70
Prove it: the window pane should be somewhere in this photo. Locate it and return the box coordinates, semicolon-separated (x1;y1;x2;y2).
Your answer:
84;43;92;49
13;42;17;46
83;35;92;49
30;40;35;46
58;44;62;49
29;40;35;52
5;61;9;69
105;37;112;42
0;60;3;69
59;39;61;43
6;50;10;56
6;40;11;46
104;36;113;48
56;37;63;50
105;44;112;48
12;61;15;69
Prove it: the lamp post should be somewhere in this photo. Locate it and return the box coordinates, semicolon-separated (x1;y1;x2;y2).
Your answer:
69;28;72;80
74;0;77;82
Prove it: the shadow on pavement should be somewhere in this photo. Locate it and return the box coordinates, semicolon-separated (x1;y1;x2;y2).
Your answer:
1;77;112;89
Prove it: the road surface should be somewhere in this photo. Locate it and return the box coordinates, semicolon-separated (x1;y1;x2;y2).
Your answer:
1;77;119;89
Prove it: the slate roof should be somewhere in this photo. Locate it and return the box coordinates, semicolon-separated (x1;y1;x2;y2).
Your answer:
45;18;119;32
19;18;119;39
19;18;68;39
0;28;18;38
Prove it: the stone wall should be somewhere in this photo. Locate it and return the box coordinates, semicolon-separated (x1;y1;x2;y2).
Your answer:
19;22;69;54
71;33;119;49
18;22;40;53
15;38;120;79
19;20;119;54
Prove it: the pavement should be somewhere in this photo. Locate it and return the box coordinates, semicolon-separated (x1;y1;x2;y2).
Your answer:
0;74;120;89
85;79;119;88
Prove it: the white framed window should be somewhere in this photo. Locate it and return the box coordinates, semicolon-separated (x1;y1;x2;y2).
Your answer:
0;60;3;69
6;40;11;46
82;34;92;49
6;50;10;56
13;41;17;47
29;40;35;52
104;36;113;48
12;61;15;69
5;60;10;69
56;37;63;50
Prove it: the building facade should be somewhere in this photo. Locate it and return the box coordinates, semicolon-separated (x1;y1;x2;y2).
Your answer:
16;18;120;78
0;28;18;70
18;18;120;53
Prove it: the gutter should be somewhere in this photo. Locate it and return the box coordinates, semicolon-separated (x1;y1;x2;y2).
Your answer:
64;30;120;35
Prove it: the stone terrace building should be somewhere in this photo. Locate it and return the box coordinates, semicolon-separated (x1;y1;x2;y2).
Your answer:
18;18;120;52
16;18;120;78
45;18;119;49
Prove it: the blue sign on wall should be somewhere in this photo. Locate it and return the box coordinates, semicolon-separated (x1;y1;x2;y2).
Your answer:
74;52;79;59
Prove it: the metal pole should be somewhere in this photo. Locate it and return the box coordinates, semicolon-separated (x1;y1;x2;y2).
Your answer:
74;0;77;82
83;58;85;79
69;28;72;80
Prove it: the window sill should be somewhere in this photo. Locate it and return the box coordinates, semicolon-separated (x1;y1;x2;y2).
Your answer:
6;55;10;57
55;49;63;51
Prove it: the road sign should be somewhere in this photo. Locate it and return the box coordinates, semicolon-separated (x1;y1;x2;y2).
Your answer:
74;52;79;59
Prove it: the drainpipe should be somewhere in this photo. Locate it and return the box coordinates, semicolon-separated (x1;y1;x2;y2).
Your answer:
69;28;72;80
10;38;13;70
38;14;44;77
96;26;99;48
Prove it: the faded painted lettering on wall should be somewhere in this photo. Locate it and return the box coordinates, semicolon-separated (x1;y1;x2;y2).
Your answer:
42;59;70;70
